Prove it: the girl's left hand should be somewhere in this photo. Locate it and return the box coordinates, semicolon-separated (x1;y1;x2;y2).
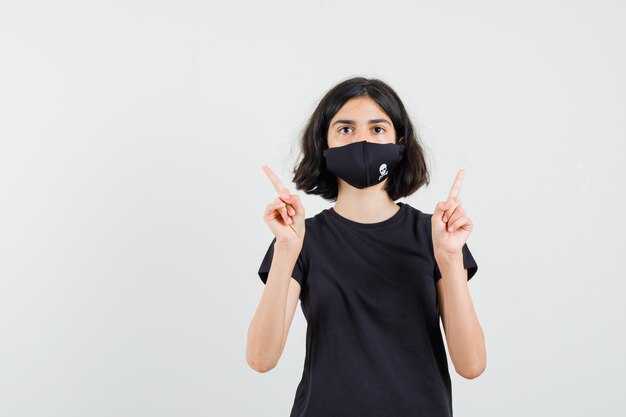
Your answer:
431;169;474;255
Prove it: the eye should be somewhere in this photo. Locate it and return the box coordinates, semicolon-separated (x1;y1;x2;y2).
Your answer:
373;126;386;133
338;126;353;134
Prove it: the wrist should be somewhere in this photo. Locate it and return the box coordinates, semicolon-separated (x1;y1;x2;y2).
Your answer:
275;239;303;255
434;248;463;267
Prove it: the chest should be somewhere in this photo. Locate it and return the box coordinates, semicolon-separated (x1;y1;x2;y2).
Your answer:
302;225;438;322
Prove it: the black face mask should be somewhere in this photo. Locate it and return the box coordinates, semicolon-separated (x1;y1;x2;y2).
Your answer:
323;140;405;189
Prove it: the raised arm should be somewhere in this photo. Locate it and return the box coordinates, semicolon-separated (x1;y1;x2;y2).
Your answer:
246;165;306;372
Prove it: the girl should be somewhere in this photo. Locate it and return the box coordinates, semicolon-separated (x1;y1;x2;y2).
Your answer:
247;77;485;417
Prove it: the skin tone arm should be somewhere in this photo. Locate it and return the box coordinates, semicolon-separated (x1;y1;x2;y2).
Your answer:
246;166;306;373
432;169;486;379
247;245;302;373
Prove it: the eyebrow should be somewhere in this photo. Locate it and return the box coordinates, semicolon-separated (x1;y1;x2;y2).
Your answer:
331;119;391;126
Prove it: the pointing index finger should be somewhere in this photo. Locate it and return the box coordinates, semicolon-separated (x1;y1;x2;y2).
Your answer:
447;169;465;200
262;165;290;197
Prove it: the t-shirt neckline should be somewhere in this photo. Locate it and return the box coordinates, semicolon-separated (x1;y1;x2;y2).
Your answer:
326;202;407;229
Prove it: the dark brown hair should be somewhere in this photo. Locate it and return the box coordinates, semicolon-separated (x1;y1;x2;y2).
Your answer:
292;76;430;201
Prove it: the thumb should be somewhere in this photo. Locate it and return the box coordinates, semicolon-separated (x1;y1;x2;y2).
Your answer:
282;193;304;221
433;200;452;221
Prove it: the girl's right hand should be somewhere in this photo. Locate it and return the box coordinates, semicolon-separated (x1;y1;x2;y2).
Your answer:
262;165;306;246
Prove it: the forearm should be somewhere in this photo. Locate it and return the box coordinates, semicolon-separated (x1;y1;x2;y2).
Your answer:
247;243;300;371
435;251;486;378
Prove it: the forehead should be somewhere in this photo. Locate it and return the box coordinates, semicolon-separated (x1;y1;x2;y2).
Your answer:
330;96;390;123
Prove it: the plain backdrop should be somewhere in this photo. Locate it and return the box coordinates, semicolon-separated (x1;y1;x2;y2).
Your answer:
1;1;624;416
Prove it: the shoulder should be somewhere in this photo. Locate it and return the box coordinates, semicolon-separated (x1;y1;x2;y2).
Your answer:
301;206;336;230
399;202;436;243
299;209;327;247
401;201;433;223
303;209;325;229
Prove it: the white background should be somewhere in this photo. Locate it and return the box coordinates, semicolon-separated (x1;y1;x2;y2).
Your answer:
1;1;624;416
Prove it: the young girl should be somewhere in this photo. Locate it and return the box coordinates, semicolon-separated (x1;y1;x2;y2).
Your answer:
247;77;485;417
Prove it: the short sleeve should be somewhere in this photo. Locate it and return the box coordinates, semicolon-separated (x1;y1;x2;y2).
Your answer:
433;242;478;282
257;236;307;287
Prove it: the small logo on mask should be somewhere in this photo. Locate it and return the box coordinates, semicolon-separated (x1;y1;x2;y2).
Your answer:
378;163;388;180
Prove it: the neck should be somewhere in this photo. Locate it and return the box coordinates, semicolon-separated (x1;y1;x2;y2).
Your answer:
333;179;400;223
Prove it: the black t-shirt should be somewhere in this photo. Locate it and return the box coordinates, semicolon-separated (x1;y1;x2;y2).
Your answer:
257;201;478;417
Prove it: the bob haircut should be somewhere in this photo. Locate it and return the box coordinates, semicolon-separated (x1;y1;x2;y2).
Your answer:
292;76;430;202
